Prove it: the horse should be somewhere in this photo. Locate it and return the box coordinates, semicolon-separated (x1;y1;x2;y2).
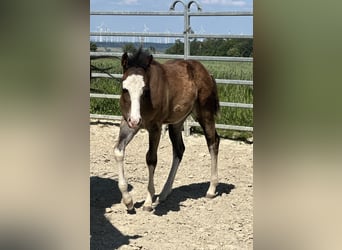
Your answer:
114;48;220;212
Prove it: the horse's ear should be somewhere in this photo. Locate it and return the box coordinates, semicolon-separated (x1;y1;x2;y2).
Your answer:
121;52;128;69
147;54;153;67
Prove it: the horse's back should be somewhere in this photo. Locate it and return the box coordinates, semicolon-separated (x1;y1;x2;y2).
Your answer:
161;59;220;119
162;59;212;88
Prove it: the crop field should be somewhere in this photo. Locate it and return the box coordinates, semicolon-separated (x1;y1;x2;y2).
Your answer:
90;58;253;139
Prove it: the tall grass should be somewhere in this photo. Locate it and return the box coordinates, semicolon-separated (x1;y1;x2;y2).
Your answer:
90;58;253;139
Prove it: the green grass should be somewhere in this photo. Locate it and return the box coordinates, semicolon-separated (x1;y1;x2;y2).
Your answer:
90;58;253;140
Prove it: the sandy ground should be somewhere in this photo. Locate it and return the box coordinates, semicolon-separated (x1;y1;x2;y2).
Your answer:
90;121;253;250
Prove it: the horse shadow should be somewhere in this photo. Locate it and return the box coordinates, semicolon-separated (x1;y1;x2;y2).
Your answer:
90;176;141;250
151;182;235;216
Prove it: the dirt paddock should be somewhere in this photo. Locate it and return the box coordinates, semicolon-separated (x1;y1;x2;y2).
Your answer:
90;121;253;250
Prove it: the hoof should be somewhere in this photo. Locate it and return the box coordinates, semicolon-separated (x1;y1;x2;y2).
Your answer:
124;199;134;211
158;192;170;202
142;206;153;212
205;192;217;199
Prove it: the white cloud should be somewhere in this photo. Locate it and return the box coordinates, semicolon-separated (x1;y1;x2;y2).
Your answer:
201;0;247;7
118;0;138;5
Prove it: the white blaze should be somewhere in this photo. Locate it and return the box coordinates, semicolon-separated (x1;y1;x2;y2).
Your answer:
122;74;145;123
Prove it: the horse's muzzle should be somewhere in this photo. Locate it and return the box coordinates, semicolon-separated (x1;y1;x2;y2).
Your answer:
127;117;142;128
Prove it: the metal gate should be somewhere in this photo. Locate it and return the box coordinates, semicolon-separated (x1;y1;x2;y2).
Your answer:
90;0;253;135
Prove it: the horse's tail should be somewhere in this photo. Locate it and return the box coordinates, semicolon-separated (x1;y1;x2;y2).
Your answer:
211;75;220;117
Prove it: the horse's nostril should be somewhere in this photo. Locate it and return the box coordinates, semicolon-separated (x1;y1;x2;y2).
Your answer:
127;117;141;128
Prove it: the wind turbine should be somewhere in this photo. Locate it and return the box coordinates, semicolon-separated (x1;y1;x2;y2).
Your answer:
199;25;205;42
105;27;110;43
97;22;105;42
143;24;150;43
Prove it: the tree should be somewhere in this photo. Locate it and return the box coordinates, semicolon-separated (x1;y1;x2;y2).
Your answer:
122;43;137;53
227;47;240;57
165;38;253;57
165;39;184;54
90;41;97;52
190;39;201;55
239;39;253;57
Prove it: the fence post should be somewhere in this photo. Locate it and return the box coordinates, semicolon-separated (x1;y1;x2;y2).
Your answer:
170;0;202;136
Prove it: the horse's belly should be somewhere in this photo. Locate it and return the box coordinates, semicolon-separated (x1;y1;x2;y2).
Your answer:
163;103;193;124
163;88;197;123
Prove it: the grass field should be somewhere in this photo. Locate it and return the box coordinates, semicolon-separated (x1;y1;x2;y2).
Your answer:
90;58;253;140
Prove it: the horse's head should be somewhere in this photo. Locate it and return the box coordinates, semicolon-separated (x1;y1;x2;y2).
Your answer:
120;49;153;128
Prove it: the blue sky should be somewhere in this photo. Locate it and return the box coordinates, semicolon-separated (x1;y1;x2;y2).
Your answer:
90;0;253;43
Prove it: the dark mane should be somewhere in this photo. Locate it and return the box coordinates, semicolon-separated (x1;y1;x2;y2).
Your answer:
127;48;152;70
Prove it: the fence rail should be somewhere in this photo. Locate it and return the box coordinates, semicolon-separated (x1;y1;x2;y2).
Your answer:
90;92;252;109
91;72;253;86
90;52;253;62
90;0;253;134
90;11;253;16
90;32;253;40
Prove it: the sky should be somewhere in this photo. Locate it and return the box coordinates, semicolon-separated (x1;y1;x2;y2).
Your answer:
90;0;253;43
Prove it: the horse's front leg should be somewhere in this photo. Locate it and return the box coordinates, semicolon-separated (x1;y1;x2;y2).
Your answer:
114;119;139;211
143;125;162;211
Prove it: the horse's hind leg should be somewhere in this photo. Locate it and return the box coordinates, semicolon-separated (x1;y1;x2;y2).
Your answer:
114;119;139;211
197;113;220;198
159;121;185;202
143;125;162;211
